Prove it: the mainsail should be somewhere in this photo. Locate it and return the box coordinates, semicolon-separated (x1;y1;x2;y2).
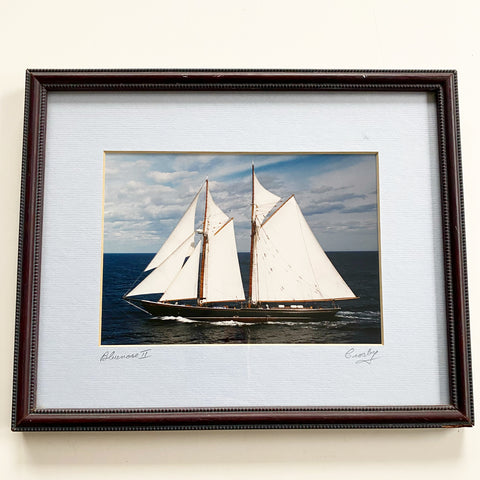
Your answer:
249;172;356;303
203;218;245;303
200;184;245;303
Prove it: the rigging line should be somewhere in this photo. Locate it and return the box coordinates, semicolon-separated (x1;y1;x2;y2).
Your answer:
123;269;148;298
123;298;151;314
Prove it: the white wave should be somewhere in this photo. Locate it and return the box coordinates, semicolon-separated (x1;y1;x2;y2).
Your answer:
266;321;304;326
160;316;198;323
336;310;380;320
210;320;255;326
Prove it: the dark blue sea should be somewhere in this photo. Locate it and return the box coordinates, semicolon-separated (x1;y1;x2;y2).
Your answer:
101;252;381;345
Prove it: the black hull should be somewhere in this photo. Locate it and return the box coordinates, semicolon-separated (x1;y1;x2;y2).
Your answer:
126;299;340;322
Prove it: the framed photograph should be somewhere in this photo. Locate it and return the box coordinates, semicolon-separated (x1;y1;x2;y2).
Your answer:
103;151;381;346
12;70;473;430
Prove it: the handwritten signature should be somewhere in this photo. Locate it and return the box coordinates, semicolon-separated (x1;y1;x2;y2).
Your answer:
100;349;152;362
345;347;379;365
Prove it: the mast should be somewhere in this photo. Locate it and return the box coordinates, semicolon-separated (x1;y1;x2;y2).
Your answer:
248;162;255;307
198;178;208;304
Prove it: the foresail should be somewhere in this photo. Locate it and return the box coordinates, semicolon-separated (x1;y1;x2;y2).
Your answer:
125;234;195;297
160;241;202;301
144;187;201;272
203;219;245;303
252;196;356;302
253;172;281;223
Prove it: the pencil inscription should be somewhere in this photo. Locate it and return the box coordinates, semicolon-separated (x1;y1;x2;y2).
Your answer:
345;347;379;365
100;349;152;362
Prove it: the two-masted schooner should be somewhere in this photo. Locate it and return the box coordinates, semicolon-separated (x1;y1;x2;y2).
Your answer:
123;166;357;321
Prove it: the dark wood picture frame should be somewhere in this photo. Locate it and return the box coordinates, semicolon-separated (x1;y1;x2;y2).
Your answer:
12;70;473;430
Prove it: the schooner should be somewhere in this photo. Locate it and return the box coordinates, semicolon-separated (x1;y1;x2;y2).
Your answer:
124;166;357;321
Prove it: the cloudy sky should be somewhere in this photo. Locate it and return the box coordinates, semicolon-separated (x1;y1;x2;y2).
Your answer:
103;152;378;253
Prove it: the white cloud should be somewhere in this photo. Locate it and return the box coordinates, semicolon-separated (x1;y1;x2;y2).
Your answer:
104;152;378;252
148;170;198;183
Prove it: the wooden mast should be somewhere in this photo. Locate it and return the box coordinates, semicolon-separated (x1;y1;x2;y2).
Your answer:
248;163;255;307
198;179;208;304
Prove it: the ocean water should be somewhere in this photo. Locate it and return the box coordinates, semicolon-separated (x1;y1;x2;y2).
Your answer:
101;252;381;345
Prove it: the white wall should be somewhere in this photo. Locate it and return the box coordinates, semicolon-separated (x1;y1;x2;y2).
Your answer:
0;1;478;479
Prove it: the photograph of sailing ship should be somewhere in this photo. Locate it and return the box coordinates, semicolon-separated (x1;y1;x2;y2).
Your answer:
101;152;381;345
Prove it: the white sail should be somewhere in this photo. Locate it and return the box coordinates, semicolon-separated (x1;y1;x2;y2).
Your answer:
203;219;246;303
251;196;356;303
205;190;229;234
160;241;202;301
144;188;201;272
200;190;245;303
253;172;281;223
125;234;195;297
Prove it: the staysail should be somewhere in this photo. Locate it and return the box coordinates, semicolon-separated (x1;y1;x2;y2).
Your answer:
125;233;195;297
250;174;356;303
160;241;202;301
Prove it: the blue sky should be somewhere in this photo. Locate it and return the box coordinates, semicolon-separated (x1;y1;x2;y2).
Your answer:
103;152;378;253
